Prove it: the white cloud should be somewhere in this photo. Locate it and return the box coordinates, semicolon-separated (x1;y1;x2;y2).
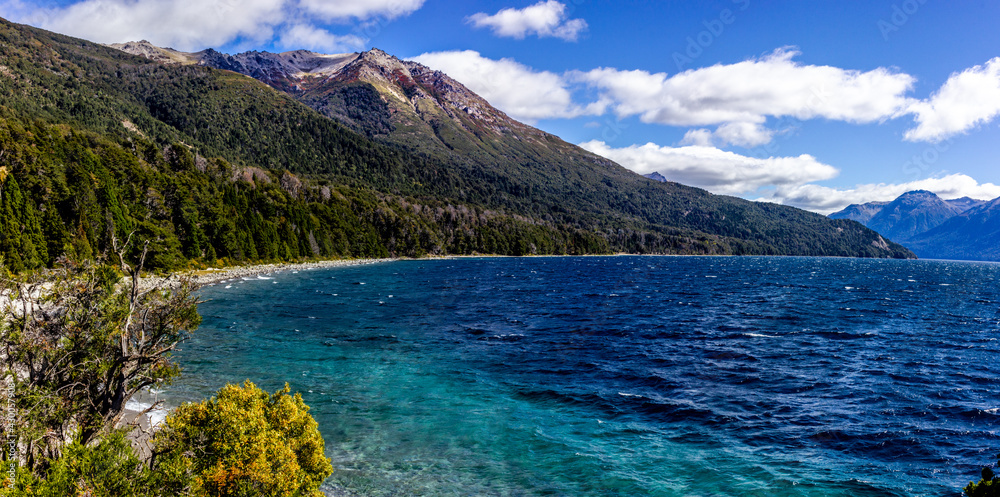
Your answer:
714;122;774;147
575;48;915;129
579;140;838;195
411;50;603;123
1;0;424;52
416;48;1000;148
904;57;1000;143
467;0;587;42
767;174;1000;214
680;122;774;147
298;0;424;21
277;24;364;52
582;139;1000;215
679;129;715;147
409;49;1000;147
11;0;285;50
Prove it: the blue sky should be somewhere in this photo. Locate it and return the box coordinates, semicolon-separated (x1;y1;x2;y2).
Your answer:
3;0;1000;213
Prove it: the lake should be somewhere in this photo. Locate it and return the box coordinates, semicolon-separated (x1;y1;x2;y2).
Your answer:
164;256;1000;496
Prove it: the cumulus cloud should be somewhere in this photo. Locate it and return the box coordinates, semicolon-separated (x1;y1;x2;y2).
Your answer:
298;0;424;21
409;49;999;147
575;48;916;129
467;0;587;41
2;0;423;52
904;57;1000;143
277;24;364;52
582;139;1000;215
12;0;282;50
411;50;604;123
579;140;839;195
679;129;715;147
714;122;775;147
680;122;774;147
767;174;1000;214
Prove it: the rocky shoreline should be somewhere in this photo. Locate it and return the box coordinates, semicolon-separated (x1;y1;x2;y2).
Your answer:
125;258;394;496
138;258;397;292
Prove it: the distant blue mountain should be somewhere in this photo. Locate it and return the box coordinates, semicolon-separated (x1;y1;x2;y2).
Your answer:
866;190;964;243
829;190;1000;261
906;197;1000;261
944;196;987;212
644;172;668;182
829;201;890;224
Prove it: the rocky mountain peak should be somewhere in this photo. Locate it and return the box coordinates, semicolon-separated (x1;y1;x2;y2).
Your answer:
866;189;964;242
328;48;530;136
896;190;943;203
110;41;546;145
828;201;890;224
341;47;412;82
359;47;395;62
108;40;193;64
644;172;668;182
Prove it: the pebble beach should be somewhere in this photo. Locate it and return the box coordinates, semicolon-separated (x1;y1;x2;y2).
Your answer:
138;258;396;291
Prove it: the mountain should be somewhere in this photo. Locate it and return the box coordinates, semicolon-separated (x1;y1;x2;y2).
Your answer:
827;190;1000;260
907;197;1000;260
644;172;668;183
111;40;915;259
0;18;914;274
945;196;987;212
864;190;964;243
829;201;890;224
830;195;985;226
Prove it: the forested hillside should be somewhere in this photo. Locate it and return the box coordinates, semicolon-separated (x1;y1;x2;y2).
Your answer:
173;45;916;261
0;18;914;273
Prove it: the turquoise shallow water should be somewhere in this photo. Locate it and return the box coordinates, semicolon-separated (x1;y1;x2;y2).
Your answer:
164;256;1000;496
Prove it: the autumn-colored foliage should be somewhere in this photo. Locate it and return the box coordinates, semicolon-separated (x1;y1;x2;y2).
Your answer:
153;381;333;497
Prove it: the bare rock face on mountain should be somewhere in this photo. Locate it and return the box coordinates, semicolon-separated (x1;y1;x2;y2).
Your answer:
109;42;359;92
107;40;192;64
111;43;604;167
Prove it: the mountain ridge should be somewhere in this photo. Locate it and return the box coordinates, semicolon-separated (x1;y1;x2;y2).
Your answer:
0;20;914;274
829;201;890;224
906;196;1000;260
866;190;964;242
105;39;919;259
828;190;1000;261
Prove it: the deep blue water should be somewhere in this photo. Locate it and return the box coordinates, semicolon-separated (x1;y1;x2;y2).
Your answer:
164;256;1000;496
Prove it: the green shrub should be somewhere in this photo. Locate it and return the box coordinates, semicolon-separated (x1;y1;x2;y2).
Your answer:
153;381;333;497
13;430;156;497
966;454;1000;497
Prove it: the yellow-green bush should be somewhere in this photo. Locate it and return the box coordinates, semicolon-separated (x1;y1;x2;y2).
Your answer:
153;381;333;497
966;455;1000;497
